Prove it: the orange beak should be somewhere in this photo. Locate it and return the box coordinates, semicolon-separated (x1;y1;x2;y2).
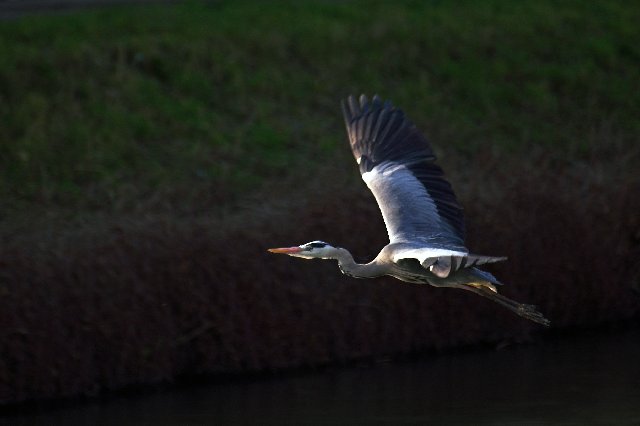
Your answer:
267;246;303;254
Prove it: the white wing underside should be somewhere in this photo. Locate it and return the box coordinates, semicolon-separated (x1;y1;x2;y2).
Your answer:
362;161;465;249
362;161;504;278
342;95;505;279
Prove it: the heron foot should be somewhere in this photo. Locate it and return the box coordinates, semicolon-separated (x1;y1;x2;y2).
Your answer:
458;283;551;326
516;303;551;326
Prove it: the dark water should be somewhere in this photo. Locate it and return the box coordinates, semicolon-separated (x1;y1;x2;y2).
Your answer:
3;329;640;425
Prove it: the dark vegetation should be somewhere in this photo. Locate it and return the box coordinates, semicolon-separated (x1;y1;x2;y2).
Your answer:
1;0;639;404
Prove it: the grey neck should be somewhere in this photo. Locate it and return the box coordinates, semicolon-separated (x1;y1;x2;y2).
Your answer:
333;247;387;279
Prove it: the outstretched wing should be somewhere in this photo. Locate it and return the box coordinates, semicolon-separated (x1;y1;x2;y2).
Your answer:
341;94;466;252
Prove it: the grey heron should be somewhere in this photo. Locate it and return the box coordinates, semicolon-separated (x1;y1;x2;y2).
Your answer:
269;95;550;326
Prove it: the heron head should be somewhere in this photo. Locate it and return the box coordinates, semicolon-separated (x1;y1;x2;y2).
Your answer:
268;240;337;259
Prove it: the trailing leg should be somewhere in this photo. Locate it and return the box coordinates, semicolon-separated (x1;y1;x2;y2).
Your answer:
458;283;550;326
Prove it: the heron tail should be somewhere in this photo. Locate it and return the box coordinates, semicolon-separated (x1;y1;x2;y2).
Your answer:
425;254;507;278
470;267;503;286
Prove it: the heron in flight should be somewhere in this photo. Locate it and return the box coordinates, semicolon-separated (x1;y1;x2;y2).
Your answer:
269;95;550;326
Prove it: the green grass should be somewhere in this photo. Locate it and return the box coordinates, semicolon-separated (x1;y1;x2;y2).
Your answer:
0;0;638;216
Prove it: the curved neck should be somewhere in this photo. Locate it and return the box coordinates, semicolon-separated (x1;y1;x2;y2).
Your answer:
333;248;387;278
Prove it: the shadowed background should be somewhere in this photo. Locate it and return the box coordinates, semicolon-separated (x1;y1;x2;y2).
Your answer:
1;0;639;405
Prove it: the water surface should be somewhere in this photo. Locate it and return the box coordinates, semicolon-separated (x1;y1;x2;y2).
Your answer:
3;328;640;425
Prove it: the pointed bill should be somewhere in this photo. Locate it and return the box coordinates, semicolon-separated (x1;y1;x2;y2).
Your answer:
268;246;303;254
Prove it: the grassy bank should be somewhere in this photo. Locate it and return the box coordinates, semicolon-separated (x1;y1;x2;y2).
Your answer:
1;0;639;405
1;0;638;217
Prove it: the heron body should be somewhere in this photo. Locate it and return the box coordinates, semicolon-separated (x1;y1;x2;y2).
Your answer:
269;95;550;326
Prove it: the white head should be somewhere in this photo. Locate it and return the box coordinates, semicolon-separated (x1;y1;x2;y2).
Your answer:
268;240;339;259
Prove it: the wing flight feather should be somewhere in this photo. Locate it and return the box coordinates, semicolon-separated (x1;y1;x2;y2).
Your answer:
342;95;466;250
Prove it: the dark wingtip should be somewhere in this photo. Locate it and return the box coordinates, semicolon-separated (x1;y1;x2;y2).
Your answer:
372;94;382;108
341;98;352;124
343;94;390;114
347;95;360;119
359;94;369;111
